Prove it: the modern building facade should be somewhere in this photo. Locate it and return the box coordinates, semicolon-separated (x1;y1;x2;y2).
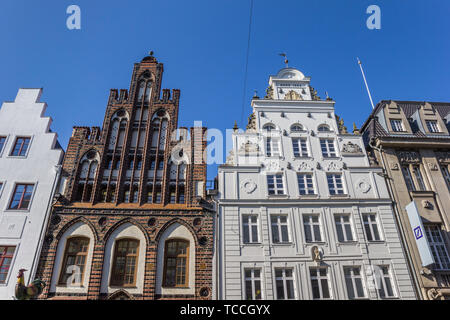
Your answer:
36;54;214;300
361;100;450;300
0;89;64;300
216;67;416;300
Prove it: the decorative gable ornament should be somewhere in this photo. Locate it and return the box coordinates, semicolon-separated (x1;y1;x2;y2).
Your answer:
284;90;302;101
341;142;363;155
326;161;344;172
239;141;260;155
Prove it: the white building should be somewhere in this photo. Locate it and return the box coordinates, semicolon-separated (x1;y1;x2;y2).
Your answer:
216;67;416;300
0;89;63;300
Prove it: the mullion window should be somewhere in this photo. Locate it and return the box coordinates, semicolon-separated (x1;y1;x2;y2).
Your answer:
164;240;189;287
425;225;450;270
320;139;336;158
426;120;440;133
292;138;308;157
11;137;30;156
344;267;366;299
243;215;259;244
244;269;262;300
377;266;396;298
275;268;295;300
271;215;289;243
412;165;426;191
402;166;416;191
59;238;89;286
363;214;381;241
297;174;315;195
327;174;345;195
0;136;6;153
310;268;331;299
441;165;450;190
267;175;285;195
390;120;404;132
303;215;322;242
111;239;139;287
335;215;354;242
266;138;280;157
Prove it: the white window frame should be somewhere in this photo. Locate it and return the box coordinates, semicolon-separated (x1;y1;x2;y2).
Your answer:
8;135;33;158
242;214;260;244
425;225;450;270
309;267;332;300
441;164;450;191
274;268;296;300
270;215;290;244
363;213;382;241
292;138;308;158
327;173;345;195
303;214;322;243
0;135;9;157
244;268;263;300
297;173;316;195
320;139;337;158
343;266;367;299
426;120;440;133
376;265;397;299
266;137;281;157
334;214;355;242
267;174;285;195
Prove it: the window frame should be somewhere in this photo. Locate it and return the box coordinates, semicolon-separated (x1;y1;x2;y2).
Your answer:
334;214;355;242
266;137;281;157
244;268;263;300
425;120;440;133
110;238;140;287
0;136;7;156
376;265;397;299
327;173;346;195
292;138;309;158
58;237;90;286
425;225;450;271
390;119;405;132
441;164;450;191
303;214;323;243
270;215;290;244
309;267;332;300
163;239;190;288
9;136;32;157
297;173;316;195
274;268;296;300
7;183;35;211
0;246;16;285
242;214;260;244
320;138;337;158
343;266;367;299
363;213;383;242
267;174;286;196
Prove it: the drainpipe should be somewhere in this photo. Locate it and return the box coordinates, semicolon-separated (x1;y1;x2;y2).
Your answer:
369;139;423;300
28;164;62;284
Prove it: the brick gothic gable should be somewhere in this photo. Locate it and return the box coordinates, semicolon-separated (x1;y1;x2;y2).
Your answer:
36;54;213;300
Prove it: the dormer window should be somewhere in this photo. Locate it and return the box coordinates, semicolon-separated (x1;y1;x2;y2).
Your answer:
263;124;276;132
390;120;404;132
318;125;331;132
291;124;304;133
426;120;440;133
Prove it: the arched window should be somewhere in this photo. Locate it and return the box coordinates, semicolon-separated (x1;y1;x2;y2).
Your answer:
59;237;90;286
318;124;331;132
76;151;99;202
263;124;276;132
291;124;304;132
110;239;140;287
137;81;145;102
163;239;189;287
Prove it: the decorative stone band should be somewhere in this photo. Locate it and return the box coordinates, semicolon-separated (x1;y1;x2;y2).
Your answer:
397;151;421;164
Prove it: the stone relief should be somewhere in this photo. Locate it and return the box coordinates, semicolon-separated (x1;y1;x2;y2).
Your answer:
422;200;433;210
355;179;372;194
341;141;363;154
427;162;438;171
284;90;302;101
241;180;257;194
226;150;235;165
297;161;314;172
436;151;450;164
262;159;282;173
239;141;260;155
326;161;343;172
390;162;399;170
397;151;420;164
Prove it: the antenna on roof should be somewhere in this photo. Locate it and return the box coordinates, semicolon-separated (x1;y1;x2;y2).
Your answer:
357;57;375;110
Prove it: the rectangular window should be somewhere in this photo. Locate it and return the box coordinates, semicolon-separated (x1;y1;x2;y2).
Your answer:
244;269;262;300
363;214;381;241
426;120;440;133
275;268;295;300
327;174;345;195
267;175;285;195
425;225;450;270
402;166;416;191
0;136;6;153
335;215;354;242
412;165;426;191
297;174;315;195
243;215;259;244
9;184;34;210
292;138;308;157
390;119;404;132
10;137;30;157
303;215;322;242
0;246;15;284
441;165;450;191
310;268;331;299
320;139;336;158
163;240;189;288
271;215;290;243
344;267;366;299
111;239;139;287
0;182;3;195
266;138;280;157
377;266;396;298
155;191;162;203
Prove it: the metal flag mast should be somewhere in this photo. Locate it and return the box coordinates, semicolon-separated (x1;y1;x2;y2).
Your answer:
357;57;375;109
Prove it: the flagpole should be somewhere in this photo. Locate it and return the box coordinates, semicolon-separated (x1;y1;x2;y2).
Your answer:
357;57;375;109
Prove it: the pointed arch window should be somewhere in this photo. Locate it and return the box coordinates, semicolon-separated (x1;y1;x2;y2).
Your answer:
110;239;140;287
163;239;189;287
59;237;90;286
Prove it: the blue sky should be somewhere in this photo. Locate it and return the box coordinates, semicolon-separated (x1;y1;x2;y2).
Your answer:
1;0;449;181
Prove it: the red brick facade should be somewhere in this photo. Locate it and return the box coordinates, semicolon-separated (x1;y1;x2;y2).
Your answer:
36;54;213;300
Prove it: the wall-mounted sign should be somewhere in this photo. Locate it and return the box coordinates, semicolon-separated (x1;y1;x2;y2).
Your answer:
405;201;435;267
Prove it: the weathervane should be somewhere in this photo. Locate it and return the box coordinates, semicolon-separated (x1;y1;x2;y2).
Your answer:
279;53;289;68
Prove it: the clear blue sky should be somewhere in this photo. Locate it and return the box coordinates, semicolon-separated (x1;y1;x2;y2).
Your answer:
1;0;449;181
